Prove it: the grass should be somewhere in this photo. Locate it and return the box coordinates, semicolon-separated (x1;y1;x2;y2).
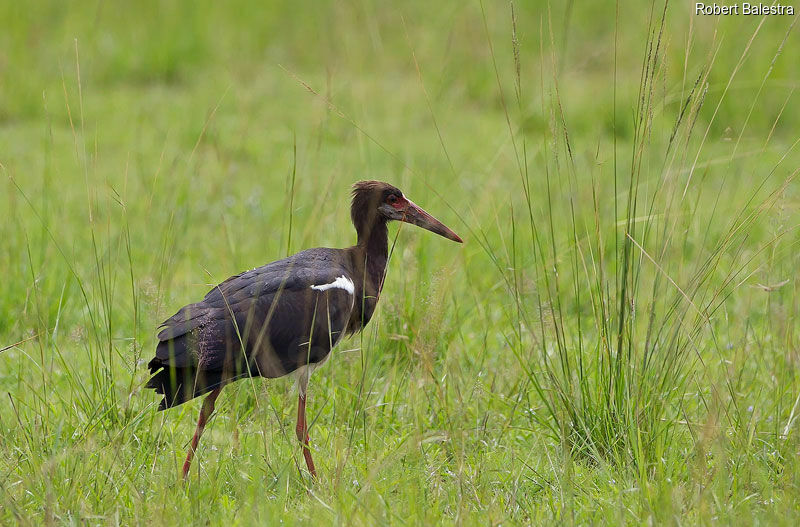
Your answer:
1;0;799;524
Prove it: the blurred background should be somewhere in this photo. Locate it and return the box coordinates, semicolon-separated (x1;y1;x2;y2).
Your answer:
1;0;799;524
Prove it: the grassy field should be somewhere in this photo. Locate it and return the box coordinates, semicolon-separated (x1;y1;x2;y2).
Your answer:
2;0;799;524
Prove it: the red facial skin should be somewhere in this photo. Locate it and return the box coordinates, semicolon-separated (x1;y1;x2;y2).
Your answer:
387;195;407;210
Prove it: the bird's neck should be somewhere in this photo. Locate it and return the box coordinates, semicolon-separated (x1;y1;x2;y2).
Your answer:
346;219;389;333
355;220;389;291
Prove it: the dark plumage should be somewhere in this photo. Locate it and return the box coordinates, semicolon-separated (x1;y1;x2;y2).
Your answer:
146;180;462;479
146;249;355;409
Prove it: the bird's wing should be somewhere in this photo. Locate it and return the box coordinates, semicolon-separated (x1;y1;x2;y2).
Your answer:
147;249;356;408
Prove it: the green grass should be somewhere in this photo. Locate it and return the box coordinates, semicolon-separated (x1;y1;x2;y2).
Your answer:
2;0;799;524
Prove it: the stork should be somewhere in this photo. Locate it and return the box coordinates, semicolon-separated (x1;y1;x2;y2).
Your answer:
145;180;462;479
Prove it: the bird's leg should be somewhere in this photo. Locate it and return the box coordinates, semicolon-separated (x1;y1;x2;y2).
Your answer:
182;387;221;480
295;393;317;477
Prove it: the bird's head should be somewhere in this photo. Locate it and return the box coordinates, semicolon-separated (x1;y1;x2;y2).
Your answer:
351;180;462;243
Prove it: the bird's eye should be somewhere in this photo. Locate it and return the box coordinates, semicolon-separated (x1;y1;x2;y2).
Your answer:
386;195;398;204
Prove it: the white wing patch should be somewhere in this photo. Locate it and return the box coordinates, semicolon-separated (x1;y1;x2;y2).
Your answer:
310;275;354;295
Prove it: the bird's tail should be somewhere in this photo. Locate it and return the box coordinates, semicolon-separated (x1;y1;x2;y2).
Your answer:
145;362;226;410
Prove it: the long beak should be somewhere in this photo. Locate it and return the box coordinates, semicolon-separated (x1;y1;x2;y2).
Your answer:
401;199;463;243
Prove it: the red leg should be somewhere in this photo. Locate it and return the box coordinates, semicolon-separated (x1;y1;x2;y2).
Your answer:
182;388;221;480
295;393;317;477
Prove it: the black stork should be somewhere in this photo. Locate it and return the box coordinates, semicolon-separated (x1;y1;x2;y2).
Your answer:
146;180;462;479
